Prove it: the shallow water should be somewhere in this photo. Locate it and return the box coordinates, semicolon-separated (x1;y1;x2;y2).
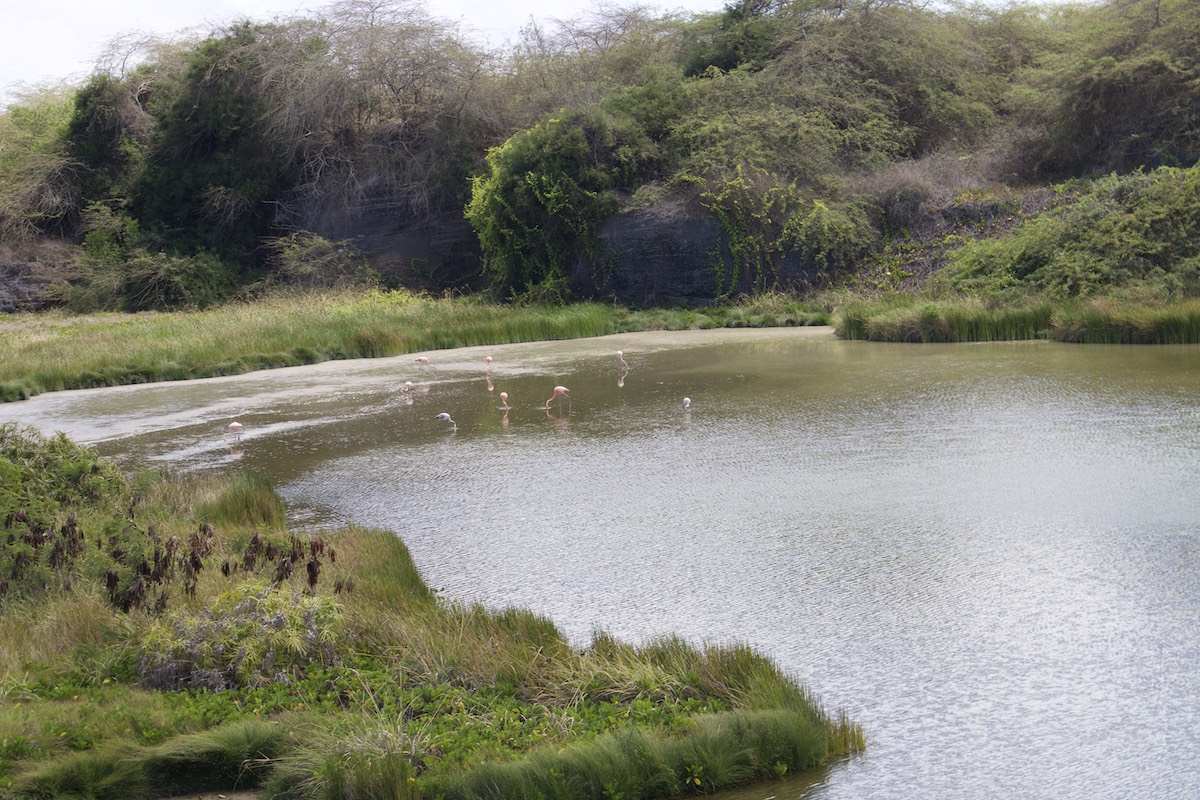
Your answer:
5;328;1199;800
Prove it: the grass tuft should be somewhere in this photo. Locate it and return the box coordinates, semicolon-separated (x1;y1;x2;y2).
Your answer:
140;719;285;795
8;749;148;800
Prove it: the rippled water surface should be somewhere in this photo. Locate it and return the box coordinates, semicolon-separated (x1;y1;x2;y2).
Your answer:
5;328;1199;800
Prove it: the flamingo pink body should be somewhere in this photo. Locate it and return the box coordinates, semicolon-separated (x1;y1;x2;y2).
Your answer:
500;391;510;411
545;385;570;410
224;421;244;442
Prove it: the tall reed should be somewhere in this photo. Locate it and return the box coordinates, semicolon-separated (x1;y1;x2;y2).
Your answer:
835;294;1200;343
834;296;1055;342
1052;299;1200;343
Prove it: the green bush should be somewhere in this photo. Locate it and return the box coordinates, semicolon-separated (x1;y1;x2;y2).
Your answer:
466;111;619;298
932;167;1200;300
136;583;344;690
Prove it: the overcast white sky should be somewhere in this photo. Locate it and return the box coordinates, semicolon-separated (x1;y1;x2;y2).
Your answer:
2;0;726;108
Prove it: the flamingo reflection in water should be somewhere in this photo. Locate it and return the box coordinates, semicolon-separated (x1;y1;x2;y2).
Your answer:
616;350;630;387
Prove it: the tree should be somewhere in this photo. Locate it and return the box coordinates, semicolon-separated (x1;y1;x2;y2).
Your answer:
466;112;618;298
129;23;295;265
66;73;153;205
0;87;79;240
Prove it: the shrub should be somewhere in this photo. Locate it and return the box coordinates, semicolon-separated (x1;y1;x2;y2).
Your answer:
135;583;344;690
264;232;378;290
466;111;619;298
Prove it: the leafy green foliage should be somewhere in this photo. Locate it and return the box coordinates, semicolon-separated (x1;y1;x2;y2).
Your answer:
1029;0;1200;177
6;0;1198;308
466;111;620;298
680;0;786;77
263;232;378;290
66;74;149;205
130;23;294;266
699;166;875;298
0;424;123;599
933;166;1200;300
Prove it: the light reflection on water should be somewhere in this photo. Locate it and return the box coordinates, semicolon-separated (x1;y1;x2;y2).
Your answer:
3;329;1199;800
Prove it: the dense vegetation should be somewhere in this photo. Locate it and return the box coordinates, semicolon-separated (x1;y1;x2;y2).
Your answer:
2;0;1199;318
3;2;1197;795
0;424;862;798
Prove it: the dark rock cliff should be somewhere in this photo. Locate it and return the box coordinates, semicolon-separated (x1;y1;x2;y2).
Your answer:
357;198;826;306
570;199;732;306
571;199;825;306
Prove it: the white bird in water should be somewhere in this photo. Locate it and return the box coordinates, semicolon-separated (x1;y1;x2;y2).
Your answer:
616;350;630;370
224;421;244;442
683;397;692;410
435;412;457;431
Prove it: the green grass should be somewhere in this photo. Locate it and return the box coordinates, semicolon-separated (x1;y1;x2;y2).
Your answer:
832;294;1200;343
0;425;861;799
435;708;836;800
1051;299;1200;344
0;289;829;402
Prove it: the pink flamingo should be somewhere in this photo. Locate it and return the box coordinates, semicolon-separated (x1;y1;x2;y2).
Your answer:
544;385;571;411
499;391;510;411
224;421;244;442
485;355;493;373
616;350;630;370
415;356;436;373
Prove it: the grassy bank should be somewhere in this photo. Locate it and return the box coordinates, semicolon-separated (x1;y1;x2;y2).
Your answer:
832;295;1200;344
0;290;828;402
0;424;861;799
4;288;1194;405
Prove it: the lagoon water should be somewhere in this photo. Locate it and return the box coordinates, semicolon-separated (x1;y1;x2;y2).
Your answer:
4;328;1199;799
